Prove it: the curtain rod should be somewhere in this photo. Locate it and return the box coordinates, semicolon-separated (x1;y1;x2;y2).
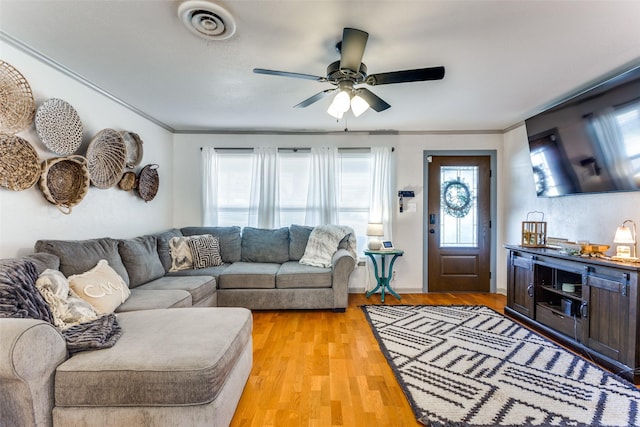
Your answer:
200;147;395;152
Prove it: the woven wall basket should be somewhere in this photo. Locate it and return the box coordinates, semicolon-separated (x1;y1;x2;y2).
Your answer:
35;98;84;155
121;131;144;169
39;155;90;215
86;129;126;189
137;164;159;202
0;134;40;191
0;60;35;134
118;171;137;191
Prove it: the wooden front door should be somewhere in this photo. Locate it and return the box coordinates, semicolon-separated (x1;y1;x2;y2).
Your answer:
427;155;491;292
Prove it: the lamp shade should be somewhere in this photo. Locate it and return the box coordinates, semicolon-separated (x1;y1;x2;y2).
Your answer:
331;91;351;113
614;226;635;244
351;94;370;117
367;223;384;237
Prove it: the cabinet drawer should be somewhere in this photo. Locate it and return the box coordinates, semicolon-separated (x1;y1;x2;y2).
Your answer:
536;303;581;340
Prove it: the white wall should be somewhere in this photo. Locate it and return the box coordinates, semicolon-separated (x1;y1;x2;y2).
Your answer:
0;43;174;257
173;132;505;294
502;124;640;262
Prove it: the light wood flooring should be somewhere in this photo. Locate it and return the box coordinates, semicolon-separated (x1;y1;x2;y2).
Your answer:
230;292;506;427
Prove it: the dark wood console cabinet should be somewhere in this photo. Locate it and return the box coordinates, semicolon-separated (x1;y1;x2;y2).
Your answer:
505;245;640;384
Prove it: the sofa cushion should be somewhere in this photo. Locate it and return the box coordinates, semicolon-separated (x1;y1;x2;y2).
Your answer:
55;307;252;407
115;289;192;312
35;238;130;286
289;224;313;261
188;234;223;268
118;235;165;288
154;228;184;273
218;262;278;289
276;261;332;289
241;227;289;264
166;263;229;278
181;226;242;263
23;253;60;274
68;260;131;315
135;276;216;306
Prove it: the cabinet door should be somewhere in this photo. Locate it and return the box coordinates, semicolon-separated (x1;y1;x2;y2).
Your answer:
582;270;630;363
507;251;534;318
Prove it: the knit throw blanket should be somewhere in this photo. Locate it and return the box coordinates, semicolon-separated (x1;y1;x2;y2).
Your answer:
0;258;121;354
299;225;357;268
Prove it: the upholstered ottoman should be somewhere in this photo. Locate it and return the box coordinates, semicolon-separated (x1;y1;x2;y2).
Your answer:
53;307;252;427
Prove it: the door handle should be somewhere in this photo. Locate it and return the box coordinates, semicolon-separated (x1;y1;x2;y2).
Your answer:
429;214;436;224
429;229;435;234
580;301;588;318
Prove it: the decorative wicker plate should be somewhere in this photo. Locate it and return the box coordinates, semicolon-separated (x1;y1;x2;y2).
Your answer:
137;164;159;202
0;134;40;191
0;60;36;134
35;98;84;155
39;155;90;214
121;131;144;169
86;129;126;189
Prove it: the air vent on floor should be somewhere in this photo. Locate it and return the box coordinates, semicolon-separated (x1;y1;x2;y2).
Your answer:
178;0;237;41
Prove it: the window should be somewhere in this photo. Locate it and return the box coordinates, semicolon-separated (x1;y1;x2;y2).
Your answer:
215;152;253;226
203;147;387;253
278;151;311;226
337;153;371;238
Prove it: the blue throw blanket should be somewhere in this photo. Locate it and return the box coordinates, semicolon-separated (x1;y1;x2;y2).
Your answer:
0;258;121;354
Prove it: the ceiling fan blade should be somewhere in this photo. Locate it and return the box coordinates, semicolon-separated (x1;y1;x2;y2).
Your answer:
339;28;369;72
357;88;391;112
294;89;336;108
253;68;325;82
366;66;445;86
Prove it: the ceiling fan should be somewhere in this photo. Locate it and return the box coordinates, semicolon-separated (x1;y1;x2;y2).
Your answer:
253;27;445;118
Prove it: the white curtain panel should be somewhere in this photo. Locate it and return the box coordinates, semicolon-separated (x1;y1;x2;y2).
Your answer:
249;147;280;228
305;146;339;226
366;146;393;291
201;146;218;226
369;146;393;241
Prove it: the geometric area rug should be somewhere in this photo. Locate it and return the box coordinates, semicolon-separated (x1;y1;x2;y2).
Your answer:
362;305;640;427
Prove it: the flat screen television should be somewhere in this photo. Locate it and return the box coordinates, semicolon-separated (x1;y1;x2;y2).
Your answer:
525;66;640;197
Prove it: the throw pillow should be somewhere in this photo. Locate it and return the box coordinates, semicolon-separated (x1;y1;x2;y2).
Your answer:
36;269;99;329
181;226;242;263
188;234;223;269
169;236;195;272
68;260;131;314
155;228;184;272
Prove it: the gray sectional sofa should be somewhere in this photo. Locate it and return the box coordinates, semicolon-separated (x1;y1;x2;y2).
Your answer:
0;224;356;427
32;224;355;312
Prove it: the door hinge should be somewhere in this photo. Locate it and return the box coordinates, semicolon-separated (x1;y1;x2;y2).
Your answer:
489;220;492;228
489;169;492;178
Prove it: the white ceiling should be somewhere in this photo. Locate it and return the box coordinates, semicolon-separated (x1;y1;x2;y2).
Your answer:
1;0;639;133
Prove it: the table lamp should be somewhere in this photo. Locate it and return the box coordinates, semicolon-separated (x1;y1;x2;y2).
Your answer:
367;223;384;250
612;219;638;261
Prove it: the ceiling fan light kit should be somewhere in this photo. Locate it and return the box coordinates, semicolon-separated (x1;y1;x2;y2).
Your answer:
254;27;445;120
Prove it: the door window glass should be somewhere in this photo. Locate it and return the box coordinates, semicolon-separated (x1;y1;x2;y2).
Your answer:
440;166;478;247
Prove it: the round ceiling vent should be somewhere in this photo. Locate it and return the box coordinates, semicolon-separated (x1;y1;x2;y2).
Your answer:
178;0;237;41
